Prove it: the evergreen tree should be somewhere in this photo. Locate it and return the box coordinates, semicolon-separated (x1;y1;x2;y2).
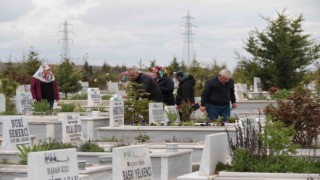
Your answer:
166;57;180;77
24;48;42;77
81;60;93;82
55;59;82;98
237;10;320;89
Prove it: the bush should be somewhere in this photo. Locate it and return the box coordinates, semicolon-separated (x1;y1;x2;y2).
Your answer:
134;133;150;142
78;140;105;152
70;92;87;100
60;103;77;112
33;100;51;112
17;138;75;165
264;86;320;147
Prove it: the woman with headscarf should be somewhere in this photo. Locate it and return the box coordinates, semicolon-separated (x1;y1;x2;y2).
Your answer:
152;66;175;105
30;63;60;108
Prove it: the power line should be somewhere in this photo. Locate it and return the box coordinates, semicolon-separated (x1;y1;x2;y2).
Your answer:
58;20;74;62
181;10;197;67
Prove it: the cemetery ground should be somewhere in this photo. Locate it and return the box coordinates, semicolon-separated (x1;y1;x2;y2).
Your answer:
0;86;320;179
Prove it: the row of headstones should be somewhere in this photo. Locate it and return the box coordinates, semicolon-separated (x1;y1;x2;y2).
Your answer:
0;85;116;114
18;133;229;180
1;114;83;151
18;145;153;180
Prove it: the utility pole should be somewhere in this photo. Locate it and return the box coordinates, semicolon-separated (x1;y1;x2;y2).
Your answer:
181;10;196;67
58;20;74;62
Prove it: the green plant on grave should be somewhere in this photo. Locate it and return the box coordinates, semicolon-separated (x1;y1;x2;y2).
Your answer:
134;133;150;142
165;108;178;124
0;78;18;113
97;135;123;142
223;118;320;173
33;100;51;113
78;139;105;152
124;82;150;124
70;92;87;100
0;157;12;164
179;101;191;122
181;121;195;126
60;103;77;112
264;86;320;148
17;138;75;165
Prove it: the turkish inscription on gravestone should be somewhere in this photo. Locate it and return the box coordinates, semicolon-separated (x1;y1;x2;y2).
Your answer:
28;148;79;180
109;96;124;127
87;88;101;106
148;103;165;125
1;116;31;150
113;145;153;180
62;113;83;143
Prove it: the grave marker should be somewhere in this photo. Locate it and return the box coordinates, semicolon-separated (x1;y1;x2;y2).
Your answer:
149;103;165;125
113;145;153;180
109;96;124;127
16;85;33;115
87;88;101;106
1;116;31;150
28;148;79;180
0;93;5;112
199;133;228;176
61;113;83;143
107;81;119;94
254;77;262;93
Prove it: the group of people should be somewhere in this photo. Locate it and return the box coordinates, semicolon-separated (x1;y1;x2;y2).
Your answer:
30;63;237;122
128;66;237;122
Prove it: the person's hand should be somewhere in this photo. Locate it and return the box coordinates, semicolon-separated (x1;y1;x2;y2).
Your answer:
232;103;237;109
33;99;37;103
56;100;60;105
200;106;206;112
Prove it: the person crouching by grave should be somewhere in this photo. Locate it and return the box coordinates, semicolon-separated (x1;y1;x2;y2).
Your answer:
174;71;196;109
31;63;60;108
200;69;237;123
128;66;163;102
152;66;175;105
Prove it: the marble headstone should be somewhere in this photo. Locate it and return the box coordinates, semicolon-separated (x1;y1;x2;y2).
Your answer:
113;145;153;180
149;103;165;125
0;93;5;112
109;96;124;127
1;116;31;150
107;81;119;94
254;77;262;93
199;133;228;176
87;88;101;106
16;85;33;115
28;148;79;180
61;113;83;144
79;81;89;92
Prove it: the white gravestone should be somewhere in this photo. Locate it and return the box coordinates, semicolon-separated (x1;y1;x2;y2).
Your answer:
113;145;153;180
149;103;165;125
241;83;248;93
0;93;5;112
1;116;31;150
199;133;228;176
16;85;33;115
28;148;79;180
235;83;245;101
164;105;180;123
254;77;262;93
61;113;83;144
87;88;101;106
109;96;124;127
107;81;119;94
79;81;89;92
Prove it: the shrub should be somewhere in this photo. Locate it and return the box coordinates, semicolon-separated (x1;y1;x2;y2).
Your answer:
33;100;51;112
60;103;77;112
70;92;87;100
78;140;105;152
17;138;75;165
264;86;320;147
134;133;150;142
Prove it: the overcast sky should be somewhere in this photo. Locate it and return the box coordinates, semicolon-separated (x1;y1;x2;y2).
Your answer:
0;0;319;70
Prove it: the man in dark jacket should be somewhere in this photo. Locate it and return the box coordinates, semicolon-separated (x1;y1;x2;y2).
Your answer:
152;66;175;105
200;69;237;122
128;66;163;102
174;71;196;107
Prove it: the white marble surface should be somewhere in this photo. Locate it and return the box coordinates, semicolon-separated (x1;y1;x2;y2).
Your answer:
199;133;228;176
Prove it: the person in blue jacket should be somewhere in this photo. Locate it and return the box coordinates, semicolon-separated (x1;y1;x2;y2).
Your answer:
200;69;237;122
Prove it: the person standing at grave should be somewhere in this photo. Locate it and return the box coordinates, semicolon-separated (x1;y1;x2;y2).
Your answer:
174;71;196;108
128;66;163;102
200;69;237;123
152;66;175;105
30;63;60;108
